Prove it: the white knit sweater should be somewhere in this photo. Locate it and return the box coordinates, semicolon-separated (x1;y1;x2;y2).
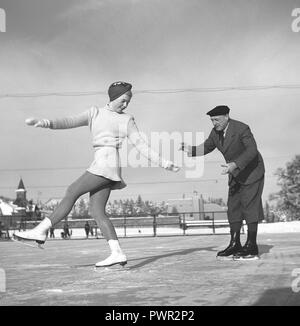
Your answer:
49;105;169;168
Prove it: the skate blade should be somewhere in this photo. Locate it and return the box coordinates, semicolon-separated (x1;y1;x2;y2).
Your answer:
94;261;127;268
216;255;234;261
11;234;45;249
94;265;129;273
233;255;260;261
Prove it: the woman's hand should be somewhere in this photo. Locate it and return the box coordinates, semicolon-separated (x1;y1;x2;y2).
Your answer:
179;142;189;153
164;161;180;172
25;118;51;128
179;142;192;157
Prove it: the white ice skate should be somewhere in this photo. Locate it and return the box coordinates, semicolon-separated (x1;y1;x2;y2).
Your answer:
95;252;127;268
12;218;52;250
12;229;47;249
12;218;51;249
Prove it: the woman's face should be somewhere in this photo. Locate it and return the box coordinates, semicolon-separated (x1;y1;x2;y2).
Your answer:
111;91;132;113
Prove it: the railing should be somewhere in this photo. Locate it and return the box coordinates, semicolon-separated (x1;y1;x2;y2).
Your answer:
0;210;238;240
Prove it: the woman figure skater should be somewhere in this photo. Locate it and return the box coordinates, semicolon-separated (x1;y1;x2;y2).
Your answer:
13;81;179;267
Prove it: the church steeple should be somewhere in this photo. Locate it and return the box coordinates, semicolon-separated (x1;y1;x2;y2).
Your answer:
14;177;27;208
17;178;25;191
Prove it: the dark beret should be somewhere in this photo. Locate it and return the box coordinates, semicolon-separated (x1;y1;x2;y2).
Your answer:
108;81;132;101
206;105;230;117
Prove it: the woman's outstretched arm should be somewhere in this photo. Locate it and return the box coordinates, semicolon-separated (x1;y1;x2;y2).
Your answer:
25;110;90;129
127;117;179;172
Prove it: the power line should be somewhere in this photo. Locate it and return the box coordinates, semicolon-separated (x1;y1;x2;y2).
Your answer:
0;179;222;190
1;84;300;99
137;84;300;93
0;174;280;190
0;166;87;172
0;91;106;99
41;191;204;199
0;155;293;172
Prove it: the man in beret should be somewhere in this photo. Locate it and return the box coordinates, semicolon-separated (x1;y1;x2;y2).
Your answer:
181;105;265;260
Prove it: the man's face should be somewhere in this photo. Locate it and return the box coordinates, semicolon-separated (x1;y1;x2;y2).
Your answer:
210;114;229;131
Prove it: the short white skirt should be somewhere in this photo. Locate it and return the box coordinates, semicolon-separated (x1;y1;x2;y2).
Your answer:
86;147;126;190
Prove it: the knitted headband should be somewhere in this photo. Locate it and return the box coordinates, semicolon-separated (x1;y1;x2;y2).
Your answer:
108;81;132;101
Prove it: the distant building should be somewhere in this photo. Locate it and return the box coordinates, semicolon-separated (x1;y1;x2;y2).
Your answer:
43;198;61;208
0;199;18;215
202;203;227;220
167;193;227;220
167;192;205;220
14;178;27;208
0;178;40;218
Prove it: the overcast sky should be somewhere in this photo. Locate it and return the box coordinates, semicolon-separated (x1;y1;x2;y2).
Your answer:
0;0;299;205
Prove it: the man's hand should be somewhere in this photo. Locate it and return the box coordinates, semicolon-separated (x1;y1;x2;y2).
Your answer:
221;162;238;174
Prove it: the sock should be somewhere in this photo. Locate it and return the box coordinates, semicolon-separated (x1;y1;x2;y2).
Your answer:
108;239;123;255
229;221;242;233
247;222;258;233
34;218;52;233
247;222;258;245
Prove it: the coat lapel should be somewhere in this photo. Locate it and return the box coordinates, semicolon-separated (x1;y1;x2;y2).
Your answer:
222;120;235;152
